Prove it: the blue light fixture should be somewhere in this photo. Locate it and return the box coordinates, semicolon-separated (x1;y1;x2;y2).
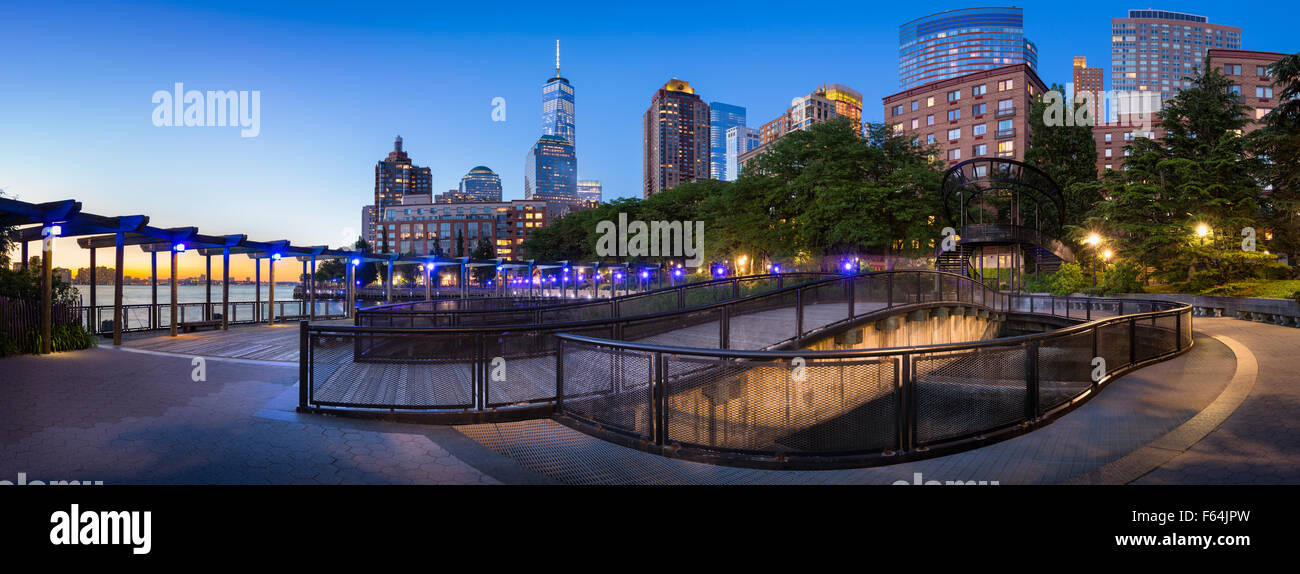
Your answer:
272;253;282;261
351;258;361;266
173;243;186;252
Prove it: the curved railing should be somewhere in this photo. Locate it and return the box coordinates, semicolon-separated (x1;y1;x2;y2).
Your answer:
299;271;999;418
554;293;1192;469
354;272;837;328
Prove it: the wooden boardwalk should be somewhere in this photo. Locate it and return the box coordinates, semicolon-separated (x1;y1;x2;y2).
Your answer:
121;299;1008;408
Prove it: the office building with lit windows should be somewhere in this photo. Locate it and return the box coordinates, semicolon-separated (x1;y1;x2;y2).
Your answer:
884;63;1046;166
1111;10;1240;106
643;78;711;198
524;134;578;205
1072;56;1105;122
577;179;602;205
369;135;433;249
451;166;503;202
708;102;746;180
543;41;576;147
898;7;1038;91
725;126;760;181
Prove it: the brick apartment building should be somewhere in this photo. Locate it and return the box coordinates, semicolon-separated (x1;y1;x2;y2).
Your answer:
1093;48;1287;174
376;194;551;260
883;63;1047;167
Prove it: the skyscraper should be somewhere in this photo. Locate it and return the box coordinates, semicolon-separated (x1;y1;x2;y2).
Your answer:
725;126;760;182
455;166;503;202
1072;57;1104;123
542;40;576;147
1111;10;1241;104
525;135;577;204
708;102;746;181
643;78;710;198
898;7;1038;90
370;135;432;250
577;180;602;205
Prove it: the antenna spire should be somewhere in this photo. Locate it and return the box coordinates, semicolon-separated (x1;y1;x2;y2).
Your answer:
555;39;560;77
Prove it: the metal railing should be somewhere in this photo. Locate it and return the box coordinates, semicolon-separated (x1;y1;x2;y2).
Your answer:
299;271;1003;416
354;272;837;329
74;300;349;334
555;292;1191;468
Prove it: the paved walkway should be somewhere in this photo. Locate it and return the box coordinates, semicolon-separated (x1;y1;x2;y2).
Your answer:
1;317;1294;485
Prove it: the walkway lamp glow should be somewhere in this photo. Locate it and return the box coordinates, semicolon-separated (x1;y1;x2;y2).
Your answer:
1195;224;1210;238
1086;232;1101;246
1103;249;1113;261
173;242;186;252
271;253;282;261
43;225;62;238
351;258;360;266
772;264;781;274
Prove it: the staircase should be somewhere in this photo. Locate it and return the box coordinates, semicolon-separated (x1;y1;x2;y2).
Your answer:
1027;246;1066;274
936;244;979;280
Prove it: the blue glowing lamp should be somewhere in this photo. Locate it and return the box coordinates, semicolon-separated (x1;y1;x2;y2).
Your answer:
173;243;186;252
351;258;361;266
272;253;282;261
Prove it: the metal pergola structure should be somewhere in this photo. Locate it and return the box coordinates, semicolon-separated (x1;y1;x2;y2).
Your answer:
1;196;637;352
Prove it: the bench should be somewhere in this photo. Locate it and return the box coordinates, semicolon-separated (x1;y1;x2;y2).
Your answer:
179;320;222;333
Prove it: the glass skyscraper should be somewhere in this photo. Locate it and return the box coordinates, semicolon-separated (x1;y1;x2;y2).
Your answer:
725;126;760;182
456;166;503;202
525;135;577;203
898;7;1038;90
708;102;745;181
542;41;576;147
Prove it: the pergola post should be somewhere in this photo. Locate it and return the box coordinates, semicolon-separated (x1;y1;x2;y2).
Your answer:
221;247;230;329
460;265;468;299
151;251;158;330
113;232;124;345
268;256;276;324
169;247;178;337
345;262;354;318
21;240;28;271
385;260;393;303
424;265;431;301
40;230;52;354
254;257;261;322
204;255;212;320
88;246;97;333
300;259;308;318
309;255;317;320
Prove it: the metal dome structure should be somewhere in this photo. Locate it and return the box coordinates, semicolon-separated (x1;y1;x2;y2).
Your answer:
938;157;1074;291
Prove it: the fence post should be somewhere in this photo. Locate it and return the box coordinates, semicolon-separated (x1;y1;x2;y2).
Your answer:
887;273;893;308
477;333;486;410
1129;317;1137;367
298;320;309;410
1026;341;1040;420
555;337;565;413
898;354;913;452
653;351;665;446
846;276;855;319
719;305;729;349
795;288;804;337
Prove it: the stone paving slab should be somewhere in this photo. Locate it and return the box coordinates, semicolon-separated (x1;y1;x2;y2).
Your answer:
0;347;501;485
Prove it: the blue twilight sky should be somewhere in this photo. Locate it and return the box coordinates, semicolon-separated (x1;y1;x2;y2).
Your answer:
0;0;1295;275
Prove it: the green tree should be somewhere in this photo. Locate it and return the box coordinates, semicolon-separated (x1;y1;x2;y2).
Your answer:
1026;82;1100;230
1091;61;1263;284
1248;53;1300;267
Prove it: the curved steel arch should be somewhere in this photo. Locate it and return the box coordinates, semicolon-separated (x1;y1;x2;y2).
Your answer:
940;157;1066;241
